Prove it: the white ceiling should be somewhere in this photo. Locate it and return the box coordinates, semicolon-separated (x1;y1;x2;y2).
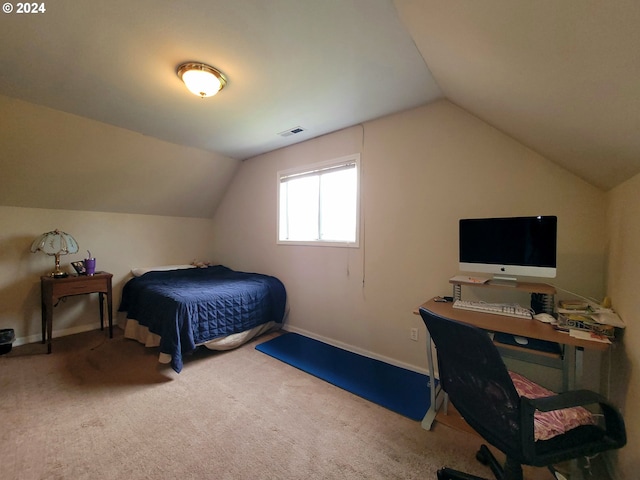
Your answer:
1;0;639;191
0;0;439;159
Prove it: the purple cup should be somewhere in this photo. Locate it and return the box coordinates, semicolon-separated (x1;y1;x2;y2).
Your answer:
84;258;96;276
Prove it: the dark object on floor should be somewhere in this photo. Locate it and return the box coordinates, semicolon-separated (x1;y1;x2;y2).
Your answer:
0;328;15;355
419;307;626;480
256;332;432;420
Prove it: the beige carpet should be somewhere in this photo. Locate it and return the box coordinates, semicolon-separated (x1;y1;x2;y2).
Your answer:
0;327;577;479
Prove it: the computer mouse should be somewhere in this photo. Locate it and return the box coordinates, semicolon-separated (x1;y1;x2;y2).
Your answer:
533;313;555;323
514;336;529;346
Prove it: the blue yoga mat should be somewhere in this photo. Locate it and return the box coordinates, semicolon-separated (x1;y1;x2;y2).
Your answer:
256;332;431;421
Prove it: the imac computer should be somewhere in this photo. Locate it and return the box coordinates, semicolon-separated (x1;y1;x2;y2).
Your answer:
458;215;557;285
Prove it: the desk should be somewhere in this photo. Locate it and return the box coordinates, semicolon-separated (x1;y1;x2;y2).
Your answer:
415;298;609;430
40;272;113;353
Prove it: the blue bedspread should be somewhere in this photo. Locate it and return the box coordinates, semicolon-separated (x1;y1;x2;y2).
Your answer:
119;266;287;372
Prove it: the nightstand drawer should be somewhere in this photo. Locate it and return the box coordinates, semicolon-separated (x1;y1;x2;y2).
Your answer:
53;278;108;296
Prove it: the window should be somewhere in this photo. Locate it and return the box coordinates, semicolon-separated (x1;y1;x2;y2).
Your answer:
278;154;360;247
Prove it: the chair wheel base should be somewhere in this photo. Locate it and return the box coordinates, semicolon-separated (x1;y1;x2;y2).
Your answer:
476;448;489;465
437;467;488;480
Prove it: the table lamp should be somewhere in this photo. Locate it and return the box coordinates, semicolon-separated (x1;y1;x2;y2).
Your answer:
30;229;79;278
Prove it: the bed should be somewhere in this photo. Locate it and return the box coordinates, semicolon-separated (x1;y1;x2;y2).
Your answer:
119;265;287;372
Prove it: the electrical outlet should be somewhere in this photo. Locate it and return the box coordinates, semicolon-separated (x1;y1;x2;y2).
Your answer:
410;328;418;341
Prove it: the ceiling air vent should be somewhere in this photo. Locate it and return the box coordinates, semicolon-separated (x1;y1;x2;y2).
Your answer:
278;126;306;137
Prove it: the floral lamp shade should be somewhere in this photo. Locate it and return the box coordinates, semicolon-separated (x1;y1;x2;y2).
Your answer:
30;229;79;277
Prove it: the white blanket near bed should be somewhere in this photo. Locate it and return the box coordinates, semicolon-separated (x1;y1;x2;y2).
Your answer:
124;319;281;364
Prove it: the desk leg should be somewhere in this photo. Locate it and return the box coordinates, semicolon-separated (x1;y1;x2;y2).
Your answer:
575;347;584;388
563;345;579;391
108;309;113;338
99;292;105;331
106;283;113;338
44;298;53;354
40;297;46;345
99;290;113;339
421;331;444;430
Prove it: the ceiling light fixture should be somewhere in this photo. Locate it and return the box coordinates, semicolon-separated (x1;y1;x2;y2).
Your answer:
177;62;227;98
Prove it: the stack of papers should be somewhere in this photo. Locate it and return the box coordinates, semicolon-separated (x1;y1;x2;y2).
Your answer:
590;311;626;328
555;300;624;343
556;304;625;328
449;275;491;284
569;329;611;344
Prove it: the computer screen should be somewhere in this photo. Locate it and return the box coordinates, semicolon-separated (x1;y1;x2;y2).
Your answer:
459;215;557;279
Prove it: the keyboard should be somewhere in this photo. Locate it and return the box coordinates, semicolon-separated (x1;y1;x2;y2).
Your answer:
452;299;533;319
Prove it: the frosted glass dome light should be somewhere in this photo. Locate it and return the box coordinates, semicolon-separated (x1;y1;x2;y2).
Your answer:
177;62;227;98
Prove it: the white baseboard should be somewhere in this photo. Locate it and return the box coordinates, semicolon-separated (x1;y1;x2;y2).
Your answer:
13;322;116;347
14;323;431;377
282;326;430;376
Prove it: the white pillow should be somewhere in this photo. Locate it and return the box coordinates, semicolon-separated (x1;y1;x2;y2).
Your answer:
131;264;196;277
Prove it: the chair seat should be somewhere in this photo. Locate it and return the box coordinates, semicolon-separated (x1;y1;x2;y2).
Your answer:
509;371;595;441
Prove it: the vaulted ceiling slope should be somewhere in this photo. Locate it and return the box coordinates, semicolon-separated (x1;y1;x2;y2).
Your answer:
395;0;640;190
1;0;639;202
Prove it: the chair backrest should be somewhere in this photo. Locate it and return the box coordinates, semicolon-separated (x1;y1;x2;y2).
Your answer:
419;307;523;455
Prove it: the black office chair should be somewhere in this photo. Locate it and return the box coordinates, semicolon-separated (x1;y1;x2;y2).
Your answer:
419;307;626;480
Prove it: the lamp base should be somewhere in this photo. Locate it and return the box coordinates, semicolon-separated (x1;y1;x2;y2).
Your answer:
50;253;69;278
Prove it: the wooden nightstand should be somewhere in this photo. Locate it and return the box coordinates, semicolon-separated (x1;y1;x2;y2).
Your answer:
40;271;113;353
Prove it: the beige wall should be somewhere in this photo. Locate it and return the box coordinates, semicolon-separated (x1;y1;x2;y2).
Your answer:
0;206;216;344
212;100;607;373
606;173;640;478
0;95;239;219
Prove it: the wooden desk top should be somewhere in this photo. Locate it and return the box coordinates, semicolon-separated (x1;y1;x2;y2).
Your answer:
415;298;609;352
